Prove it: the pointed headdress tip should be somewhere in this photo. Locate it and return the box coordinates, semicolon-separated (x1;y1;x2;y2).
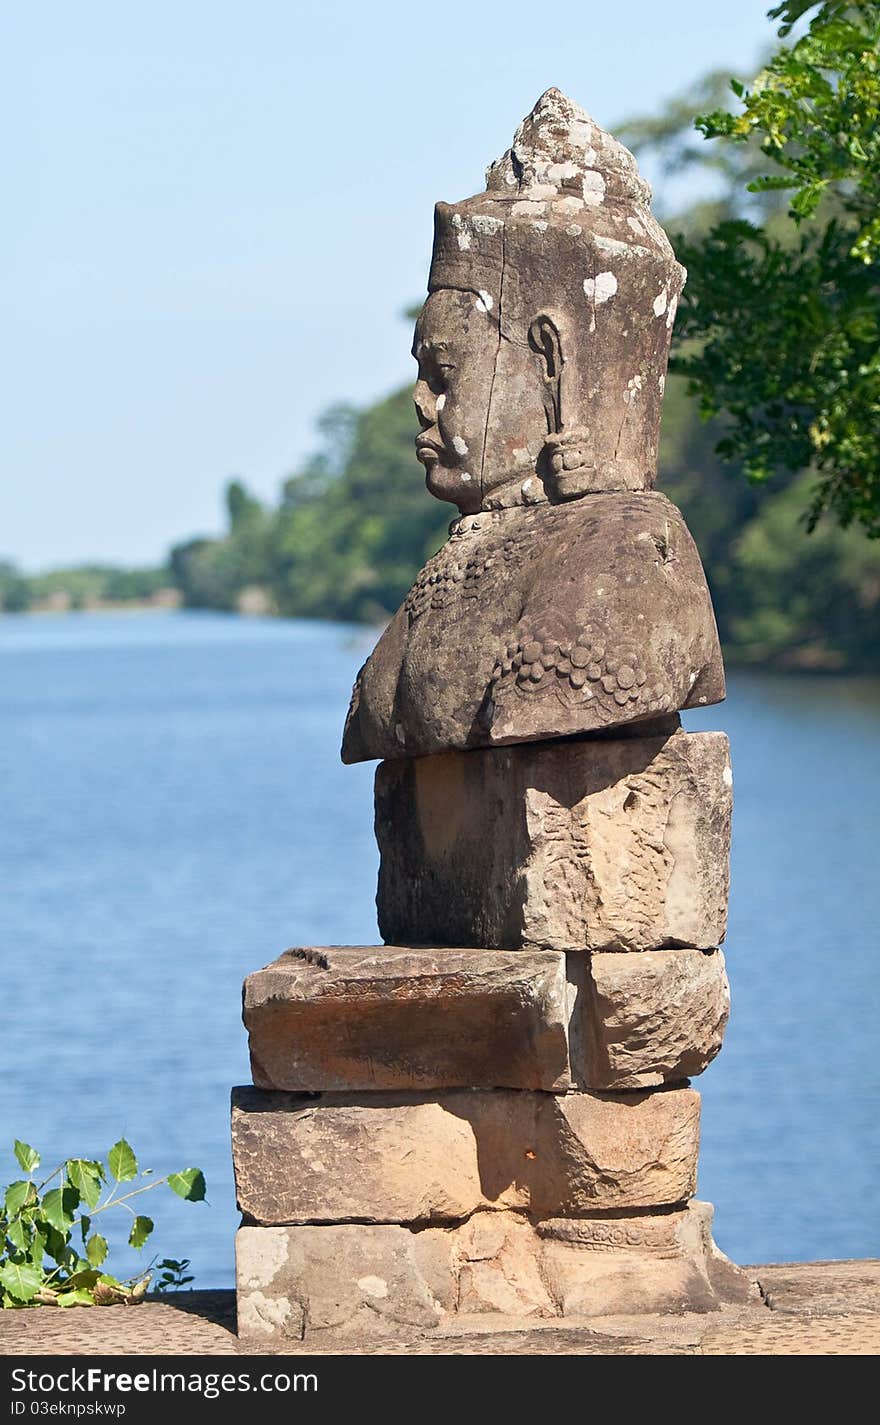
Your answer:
485;86;651;207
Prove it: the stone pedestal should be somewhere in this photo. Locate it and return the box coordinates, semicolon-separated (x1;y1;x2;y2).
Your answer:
233;729;749;1344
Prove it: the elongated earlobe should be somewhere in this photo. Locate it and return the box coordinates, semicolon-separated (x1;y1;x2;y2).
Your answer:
529;313;597;500
528;315;564;434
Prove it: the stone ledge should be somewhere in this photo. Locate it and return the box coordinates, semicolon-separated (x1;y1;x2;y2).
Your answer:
1;1262;877;1356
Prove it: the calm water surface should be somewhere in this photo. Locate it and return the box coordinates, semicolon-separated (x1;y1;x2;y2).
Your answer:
1;611;878;1284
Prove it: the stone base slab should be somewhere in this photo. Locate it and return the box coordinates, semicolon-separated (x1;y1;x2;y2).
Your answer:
244;945;728;1092
236;1201;756;1345
231;1084;700;1224
375;728;731;954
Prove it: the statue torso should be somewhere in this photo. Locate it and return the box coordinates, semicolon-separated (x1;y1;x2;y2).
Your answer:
342;492;725;763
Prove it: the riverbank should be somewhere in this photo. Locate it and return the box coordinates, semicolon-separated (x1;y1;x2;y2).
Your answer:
1;1261;877;1356
4;602;879;673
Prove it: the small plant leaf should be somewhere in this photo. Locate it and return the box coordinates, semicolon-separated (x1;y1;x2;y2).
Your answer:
4;1180;33;1216
61;1269;99;1292
13;1141;39;1174
107;1139;138;1183
43;1224;70;1265
167;1169;206;1202
67;1159;103;1208
28;1226;47;1267
57;1289;96;1307
41;1186;79;1234
85;1234;108;1268
128;1216;154;1249
0;1260;42;1303
6;1217;31;1253
79;1215;91;1243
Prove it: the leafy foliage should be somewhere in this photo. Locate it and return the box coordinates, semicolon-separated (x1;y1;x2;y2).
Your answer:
0;562;171;613
0;1140;206;1308
674;1;880;533
154;1257;195;1292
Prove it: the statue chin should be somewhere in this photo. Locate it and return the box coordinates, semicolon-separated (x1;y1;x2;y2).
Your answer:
423;459;481;513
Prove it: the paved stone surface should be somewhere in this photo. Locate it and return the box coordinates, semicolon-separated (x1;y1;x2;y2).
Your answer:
2;1263;878;1355
754;1258;880;1316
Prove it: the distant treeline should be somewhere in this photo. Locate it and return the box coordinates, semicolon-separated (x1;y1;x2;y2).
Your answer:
0;562;177;613
5;372;879;670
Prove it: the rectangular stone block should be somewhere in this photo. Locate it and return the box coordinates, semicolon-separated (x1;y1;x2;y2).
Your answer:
375;728;730;953
243;945;572;1092
231;1084;700;1225
236;1202;755;1345
581;948;729;1091
244;945;729;1093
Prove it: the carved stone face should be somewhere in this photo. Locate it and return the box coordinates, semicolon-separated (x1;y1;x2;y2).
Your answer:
412;289;499;514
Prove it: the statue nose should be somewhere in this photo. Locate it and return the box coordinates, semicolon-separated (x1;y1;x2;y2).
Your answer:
414;382;436;428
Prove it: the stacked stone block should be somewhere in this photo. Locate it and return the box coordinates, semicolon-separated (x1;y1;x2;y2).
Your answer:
234;728;752;1344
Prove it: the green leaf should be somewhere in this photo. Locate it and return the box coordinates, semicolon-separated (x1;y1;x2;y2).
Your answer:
13;1141;39;1174
67;1160;103;1209
29;1226;47;1267
85;1233;108;1268
128;1215;154;1249
43;1225;70;1265
41;1186;79;1234
6;1217;31;1252
80;1215;91;1243
167;1168;206;1202
107;1139;138;1183
59;1276;98;1299
61;1269;99;1292
57;1289;95;1307
0;1260;43;1303
4;1180;33;1216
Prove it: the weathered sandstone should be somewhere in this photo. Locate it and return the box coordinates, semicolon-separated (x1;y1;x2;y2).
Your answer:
231;1085;700;1224
584;948;729;1089
243;945;572;1091
376;729;731;952
235;1202;756;1344
244;946;728;1092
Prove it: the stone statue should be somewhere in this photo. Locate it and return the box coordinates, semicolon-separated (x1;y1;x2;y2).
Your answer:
342;88;723;764
232;90;754;1346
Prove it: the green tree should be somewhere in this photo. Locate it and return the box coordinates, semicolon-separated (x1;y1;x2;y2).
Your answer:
268;391;448;622
673;1;880;534
170;480;271;610
0;561;30;612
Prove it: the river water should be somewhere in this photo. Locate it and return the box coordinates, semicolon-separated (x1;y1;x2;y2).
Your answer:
1;611;877;1285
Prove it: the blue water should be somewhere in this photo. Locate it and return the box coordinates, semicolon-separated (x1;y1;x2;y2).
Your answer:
1;611;877;1285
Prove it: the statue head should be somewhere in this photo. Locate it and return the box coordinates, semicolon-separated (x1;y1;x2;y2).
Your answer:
413;88;685;513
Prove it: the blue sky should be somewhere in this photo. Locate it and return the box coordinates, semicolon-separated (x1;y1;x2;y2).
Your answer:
4;1;775;568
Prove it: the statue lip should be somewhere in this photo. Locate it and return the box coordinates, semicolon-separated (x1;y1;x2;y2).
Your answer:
415;436;443;462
